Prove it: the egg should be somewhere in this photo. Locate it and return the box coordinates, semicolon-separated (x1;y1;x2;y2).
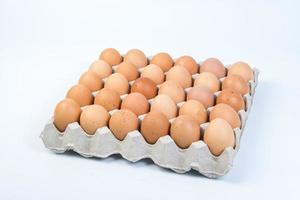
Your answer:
141;64;164;85
124;49;148;68
194;72;220;93
216;89;245;112
66;84;94;106
209;103;241;128
200;58;226;78
53;98;81;132
89;60;112;79
99;48;122;66
104;73;129;95
94;88;121;111
203;118;235;156
80;105;110;135
222;74;250;96
109;109;139;140
187;86;214;108
79;71;103;92
140;110;170;144
150;52;173;72
115;61;139;81
150;94;177;119
166;65;192;88
170;115;200;149
179;100;207;125
228;61;254;82
158;80;185;103
131;77;157;99
121;92;149;116
175;55;198;74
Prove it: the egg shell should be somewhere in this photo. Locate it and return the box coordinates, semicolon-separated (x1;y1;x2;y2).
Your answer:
79;71;103;92
115;61;139;81
99;48;122;66
104;73;129;95
166;65;192;88
158;80;185;103
124;49;148;68
131;77;157;99
109;109;139;140
150;52;174;72
175;55;198;74
66;84;94;106
222;74;250;96
228;61;254;82
209;103;241;128
140;110;170;144
200;58;226;79
179;100;207;125
94;88;121;111
141;64;165;85
216;89;245;112
121;92;149;116
203;118;235;156
187;86;215;108
89;60;112;79
194;72;220;93
150;94;177;119
170;115;200;149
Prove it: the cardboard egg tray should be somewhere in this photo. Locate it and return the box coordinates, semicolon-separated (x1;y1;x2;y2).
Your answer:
40;58;259;178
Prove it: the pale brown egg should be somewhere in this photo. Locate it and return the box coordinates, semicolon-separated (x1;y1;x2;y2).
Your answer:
228;61;254;82
204;118;235;156
121;92;149;116
53;98;81;132
99;48;122;66
80;105;110;135
170;115;200;149
141;64;164;85
124;49;148;68
179;100;207;125
94;88;121;111
222;74;250;96
187;86;214;108
140;110;170;144
158;80;185;103
78;71;103;92
104;73;129;95
131;77;157;99
209;103;241;128
200;58;226;79
166;65;192;88
150;94;177;119
109;109;138;140
194;72;220;93
66;84;94;106
150;52;173;72
175;55;198;74
216;89;245;112
115;61;139;81
89;60;112;79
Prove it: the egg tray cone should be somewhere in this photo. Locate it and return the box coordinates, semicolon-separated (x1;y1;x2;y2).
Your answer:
40;67;259;178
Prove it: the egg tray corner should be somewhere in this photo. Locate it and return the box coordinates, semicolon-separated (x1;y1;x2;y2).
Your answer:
40;65;259;178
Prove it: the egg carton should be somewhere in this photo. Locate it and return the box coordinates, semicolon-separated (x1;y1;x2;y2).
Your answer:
40;62;259;178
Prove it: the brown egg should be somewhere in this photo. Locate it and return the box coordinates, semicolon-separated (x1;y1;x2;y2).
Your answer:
228;61;254;82
141;64;164;85
53;98;81;132
89;60;112;79
109;109;138;140
150;94;177;119
217;89;245;112
66;84;94;106
222;75;250;96
150;52;173;72
104;73;129;95
194;72;220;93
179;100;207;125
166;65;192;88
94;88;121;111
79;71;103;92
124;49;148;68
131;77;157;99
175;55;198;74
115;61;139;81
121;92;149;116
140;110;170;144
200;58;226;79
187;86;214;108
158;80;185;103
204;118;235;156
170;115;200;149
80;105;110;135
210;104;241;128
99;48;122;66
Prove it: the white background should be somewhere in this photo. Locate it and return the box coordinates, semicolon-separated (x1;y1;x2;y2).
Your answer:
1;0;300;199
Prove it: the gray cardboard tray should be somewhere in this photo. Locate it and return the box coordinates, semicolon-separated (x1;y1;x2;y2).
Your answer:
40;61;259;178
